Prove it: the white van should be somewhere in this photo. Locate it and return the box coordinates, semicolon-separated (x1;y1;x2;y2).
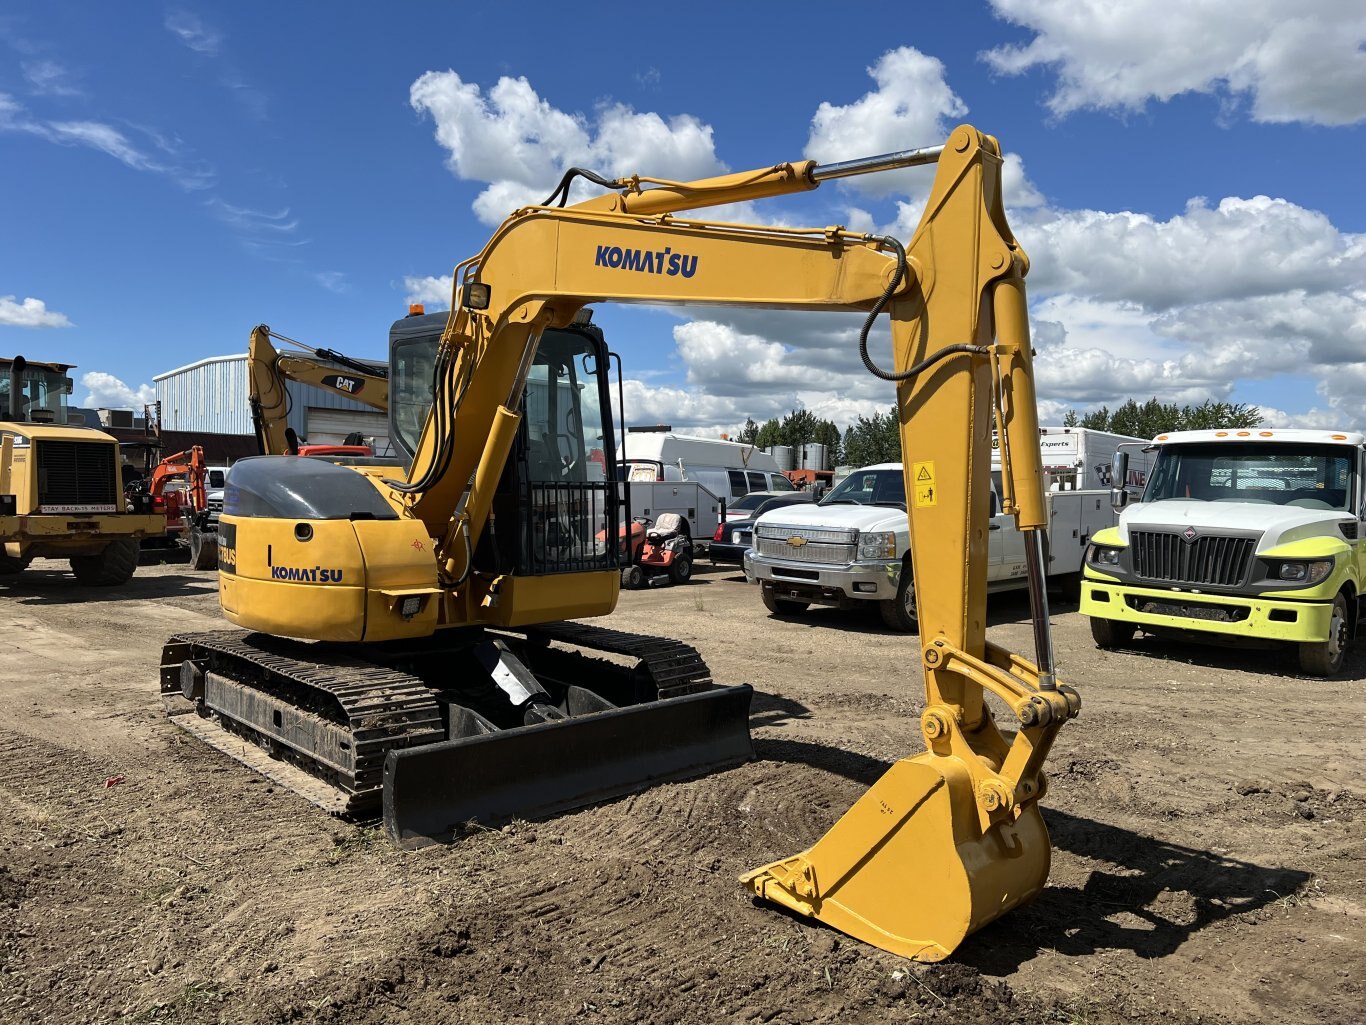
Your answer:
621;432;797;499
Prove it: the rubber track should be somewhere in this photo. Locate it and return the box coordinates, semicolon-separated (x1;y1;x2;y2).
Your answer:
163;630;444;817
515;621;712;699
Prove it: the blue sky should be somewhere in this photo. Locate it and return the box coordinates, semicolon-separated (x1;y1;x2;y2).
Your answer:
3;2;1364;434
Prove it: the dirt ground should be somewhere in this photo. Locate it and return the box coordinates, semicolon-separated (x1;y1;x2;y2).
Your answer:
1;554;1362;1025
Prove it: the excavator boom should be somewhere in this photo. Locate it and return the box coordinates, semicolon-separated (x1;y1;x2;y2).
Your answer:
246;326;390;456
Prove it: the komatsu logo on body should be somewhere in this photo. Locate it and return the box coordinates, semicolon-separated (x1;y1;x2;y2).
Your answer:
271;565;345;583
594;244;698;278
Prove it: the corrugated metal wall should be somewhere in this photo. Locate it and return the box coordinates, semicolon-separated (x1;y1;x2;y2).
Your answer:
154;354;385;438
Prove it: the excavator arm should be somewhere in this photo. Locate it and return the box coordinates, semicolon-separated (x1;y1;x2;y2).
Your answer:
247;325;390;455
397;124;1079;959
148;446;208;514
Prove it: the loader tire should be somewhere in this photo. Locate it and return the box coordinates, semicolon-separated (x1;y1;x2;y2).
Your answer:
1090;616;1136;649
668;554;693;585
0;553;31;576
70;539;140;586
761;585;808;617
878;566;919;633
1298;592;1349;677
189;527;218;571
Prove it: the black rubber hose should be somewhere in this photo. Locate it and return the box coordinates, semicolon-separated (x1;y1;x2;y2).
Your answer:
858;235;990;382
541;167;628;208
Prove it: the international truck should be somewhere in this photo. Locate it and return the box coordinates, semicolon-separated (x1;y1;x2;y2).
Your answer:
745;427;1150;630
1081;428;1366;676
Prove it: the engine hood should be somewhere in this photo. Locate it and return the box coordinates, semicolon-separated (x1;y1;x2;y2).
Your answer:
1119;500;1355;549
753;502;904;533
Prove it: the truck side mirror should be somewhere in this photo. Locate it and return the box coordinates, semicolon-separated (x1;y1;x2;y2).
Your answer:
1110;451;1130;512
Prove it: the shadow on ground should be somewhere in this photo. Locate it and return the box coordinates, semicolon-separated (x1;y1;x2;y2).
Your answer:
753;735;1311;971
0;568;215;604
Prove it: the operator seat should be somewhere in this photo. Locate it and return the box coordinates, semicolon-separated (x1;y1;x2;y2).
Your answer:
648;512;686;541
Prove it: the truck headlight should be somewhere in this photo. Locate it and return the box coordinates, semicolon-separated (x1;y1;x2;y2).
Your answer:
1087;543;1122;567
1272;559;1334;585
857;531;896;560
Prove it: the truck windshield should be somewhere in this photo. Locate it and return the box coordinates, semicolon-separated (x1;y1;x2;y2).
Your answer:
1144;443;1354;511
820;468;906;508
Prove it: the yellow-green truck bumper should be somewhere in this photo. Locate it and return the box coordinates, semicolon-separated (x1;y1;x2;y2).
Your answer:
1080;579;1334;643
0;513;165;543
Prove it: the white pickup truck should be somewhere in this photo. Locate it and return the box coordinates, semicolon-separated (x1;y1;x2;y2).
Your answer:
744;428;1149;631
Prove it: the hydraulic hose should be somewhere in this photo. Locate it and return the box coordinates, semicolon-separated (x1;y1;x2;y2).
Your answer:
858;236;990;382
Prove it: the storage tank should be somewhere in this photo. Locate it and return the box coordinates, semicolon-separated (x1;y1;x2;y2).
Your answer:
770;445;794;472
800;443;828;471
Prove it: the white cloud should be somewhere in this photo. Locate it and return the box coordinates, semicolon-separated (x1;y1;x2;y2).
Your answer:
404;275;454;308
22;60;82;97
805;47;967;198
1020;196;1362;309
410;70;726;224
313;271;349;294
0;295;73;328
164;10;223;56
81;371;154;409
982;0;1366;125
45;120;159;171
0;92;213;190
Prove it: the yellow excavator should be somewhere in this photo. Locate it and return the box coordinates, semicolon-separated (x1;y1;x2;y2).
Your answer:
246;324;391;456
161;123;1078;962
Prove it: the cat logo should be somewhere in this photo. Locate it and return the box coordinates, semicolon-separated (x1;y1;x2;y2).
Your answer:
786;536;808;547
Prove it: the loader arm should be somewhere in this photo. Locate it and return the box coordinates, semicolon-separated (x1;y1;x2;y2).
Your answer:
247;325;390;455
398;124;1078;959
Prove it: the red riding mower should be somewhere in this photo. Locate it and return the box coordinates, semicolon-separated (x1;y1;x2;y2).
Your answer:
614;512;694;589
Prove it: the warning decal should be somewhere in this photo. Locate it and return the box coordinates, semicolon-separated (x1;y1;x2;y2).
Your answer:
912;461;937;508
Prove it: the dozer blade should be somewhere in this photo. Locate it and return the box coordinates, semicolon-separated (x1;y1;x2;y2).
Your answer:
741;754;1050;962
384;683;754;850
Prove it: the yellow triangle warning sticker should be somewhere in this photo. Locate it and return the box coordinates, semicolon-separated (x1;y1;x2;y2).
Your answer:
916;465;932;481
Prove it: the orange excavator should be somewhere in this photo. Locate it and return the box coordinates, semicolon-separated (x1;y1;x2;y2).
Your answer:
140;445;216;569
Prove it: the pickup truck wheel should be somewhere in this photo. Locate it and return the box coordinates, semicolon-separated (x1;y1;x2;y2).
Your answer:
0;553;31;576
1298;592;1349;677
1090;616;1136;648
668;554;692;585
879;570;919;633
761;585;808;616
70;539;140;586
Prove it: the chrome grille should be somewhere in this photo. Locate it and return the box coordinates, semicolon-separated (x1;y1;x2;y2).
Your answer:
1130;530;1258;587
34;440;117;510
755;537;853;564
756;523;857;545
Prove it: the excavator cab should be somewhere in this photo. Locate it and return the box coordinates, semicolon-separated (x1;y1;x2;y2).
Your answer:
389;311;623;580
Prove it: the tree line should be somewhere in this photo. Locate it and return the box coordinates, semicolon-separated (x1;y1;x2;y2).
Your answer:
732;396;1265;470
1062;398;1263;438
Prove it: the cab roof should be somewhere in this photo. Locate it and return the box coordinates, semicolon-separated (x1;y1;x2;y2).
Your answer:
1152;428;1364;447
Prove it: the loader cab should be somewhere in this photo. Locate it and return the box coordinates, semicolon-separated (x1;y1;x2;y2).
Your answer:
387;310;622;576
2;358;75;425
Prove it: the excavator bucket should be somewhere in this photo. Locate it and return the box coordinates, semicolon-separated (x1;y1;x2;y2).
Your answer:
742;753;1050;961
384;683;755;850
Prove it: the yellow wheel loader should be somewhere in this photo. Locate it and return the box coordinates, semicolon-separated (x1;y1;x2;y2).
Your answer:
2;356;165;584
162;123;1078;962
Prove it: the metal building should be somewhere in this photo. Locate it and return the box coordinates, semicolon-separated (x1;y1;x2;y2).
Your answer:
154;353;392;457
